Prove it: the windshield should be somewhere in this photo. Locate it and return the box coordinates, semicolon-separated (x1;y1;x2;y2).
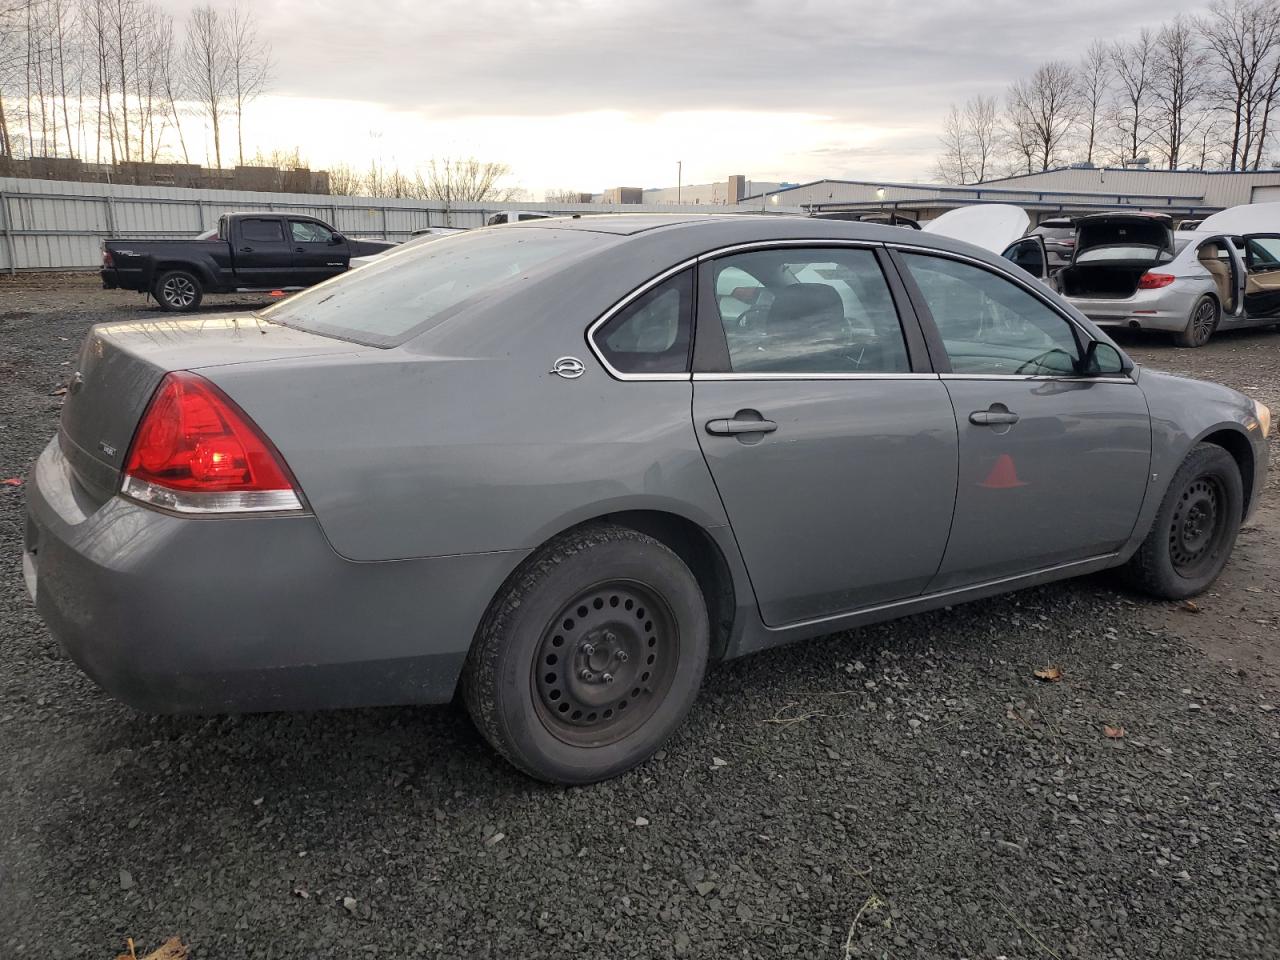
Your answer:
261;228;603;346
1075;245;1173;264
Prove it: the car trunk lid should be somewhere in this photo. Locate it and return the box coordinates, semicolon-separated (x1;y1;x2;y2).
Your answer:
58;315;365;507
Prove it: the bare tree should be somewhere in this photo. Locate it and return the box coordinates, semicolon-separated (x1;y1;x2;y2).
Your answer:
935;95;998;183
418;157;522;203
1151;17;1209;168
182;3;230;167
544;188;585;202
1077;40;1110;165
1199;0;1280;170
327;162;363;195
226;1;269;166
935;102;971;183
153;10;187;162
1110;29;1157;164
1005;61;1079;172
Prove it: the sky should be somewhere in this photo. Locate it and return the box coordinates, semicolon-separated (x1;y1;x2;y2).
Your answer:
167;0;1213;197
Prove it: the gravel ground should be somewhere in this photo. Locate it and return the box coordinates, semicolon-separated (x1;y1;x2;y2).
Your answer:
2;277;1278;960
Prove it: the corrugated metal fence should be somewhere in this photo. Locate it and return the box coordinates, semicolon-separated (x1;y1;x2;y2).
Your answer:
0;177;757;273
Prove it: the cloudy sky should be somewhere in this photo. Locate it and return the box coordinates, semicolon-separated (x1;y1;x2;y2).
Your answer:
170;0;1211;196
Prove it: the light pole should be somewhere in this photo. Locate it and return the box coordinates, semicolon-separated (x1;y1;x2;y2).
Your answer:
677;161;682;204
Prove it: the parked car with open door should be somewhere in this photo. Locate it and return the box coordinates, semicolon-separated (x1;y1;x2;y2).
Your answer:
1002;211;1280;347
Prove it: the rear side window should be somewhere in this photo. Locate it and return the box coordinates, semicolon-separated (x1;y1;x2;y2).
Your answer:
241;218;284;243
592;270;693;375
262;229;603;346
707;247;909;374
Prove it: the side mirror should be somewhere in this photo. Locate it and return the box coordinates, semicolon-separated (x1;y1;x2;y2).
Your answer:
329;233;344;245
1083;340;1127;376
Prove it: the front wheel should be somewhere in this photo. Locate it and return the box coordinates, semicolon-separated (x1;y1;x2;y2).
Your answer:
1173;295;1218;348
153;269;203;312
462;524;709;784
1123;443;1243;599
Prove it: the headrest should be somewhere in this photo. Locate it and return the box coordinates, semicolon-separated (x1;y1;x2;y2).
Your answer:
768;283;845;339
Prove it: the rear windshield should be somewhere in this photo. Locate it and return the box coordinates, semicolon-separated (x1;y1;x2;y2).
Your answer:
1077;218;1170;253
1075;245;1173;264
260;228;602;346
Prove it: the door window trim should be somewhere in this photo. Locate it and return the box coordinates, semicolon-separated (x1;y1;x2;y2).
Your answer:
888;243;1136;383
585;258;698;382
689;240;935;377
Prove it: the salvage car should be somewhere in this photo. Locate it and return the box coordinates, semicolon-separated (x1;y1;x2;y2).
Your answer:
25;215;1270;783
101;212;397;312
1003;210;1280;347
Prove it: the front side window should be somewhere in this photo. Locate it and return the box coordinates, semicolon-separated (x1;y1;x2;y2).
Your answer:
903;253;1082;376
1245;235;1280;269
290;220;334;244
592;270;693;375
708;247;909;374
241;218;284;243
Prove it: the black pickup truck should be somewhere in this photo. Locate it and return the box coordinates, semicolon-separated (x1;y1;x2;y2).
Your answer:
101;212;397;311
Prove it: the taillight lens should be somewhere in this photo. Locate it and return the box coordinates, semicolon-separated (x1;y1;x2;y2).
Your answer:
1138;273;1175;289
121;371;303;514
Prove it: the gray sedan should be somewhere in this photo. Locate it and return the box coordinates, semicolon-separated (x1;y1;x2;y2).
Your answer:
24;215;1271;783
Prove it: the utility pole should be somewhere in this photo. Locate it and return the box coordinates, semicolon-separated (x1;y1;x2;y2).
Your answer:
677;160;682;204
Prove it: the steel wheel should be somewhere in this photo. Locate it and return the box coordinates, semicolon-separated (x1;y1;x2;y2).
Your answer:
532;579;678;748
1168;475;1228;578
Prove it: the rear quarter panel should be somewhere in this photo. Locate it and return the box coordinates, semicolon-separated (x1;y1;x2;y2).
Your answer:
199;229;739;563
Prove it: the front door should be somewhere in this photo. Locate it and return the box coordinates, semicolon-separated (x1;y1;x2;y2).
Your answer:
692;245;958;626
233;216;295;288
1002;236;1049;283
289;218;349;284
896;250;1151;590
1241;233;1280;317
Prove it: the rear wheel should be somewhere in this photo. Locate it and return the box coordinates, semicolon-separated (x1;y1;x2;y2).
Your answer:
1124;443;1243;599
154;269;203;312
1173;295;1218;348
462;524;709;784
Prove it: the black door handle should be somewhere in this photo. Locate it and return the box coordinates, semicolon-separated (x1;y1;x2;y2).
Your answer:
295;247;305;254
239;246;254;253
970;408;1020;426
706;416;778;436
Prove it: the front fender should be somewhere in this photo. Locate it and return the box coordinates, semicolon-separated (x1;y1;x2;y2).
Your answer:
1120;367;1267;558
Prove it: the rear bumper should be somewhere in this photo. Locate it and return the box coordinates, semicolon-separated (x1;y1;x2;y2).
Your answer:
1067;289;1190;333
23;437;526;714
100;267;146;292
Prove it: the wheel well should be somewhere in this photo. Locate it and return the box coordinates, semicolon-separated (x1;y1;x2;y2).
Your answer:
154;263;204;286
598;510;737;660
1201;429;1255;516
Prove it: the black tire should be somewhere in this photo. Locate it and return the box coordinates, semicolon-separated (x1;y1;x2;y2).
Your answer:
462;523;709;784
1173;295;1218;348
1124;443;1243;599
153;269;203;312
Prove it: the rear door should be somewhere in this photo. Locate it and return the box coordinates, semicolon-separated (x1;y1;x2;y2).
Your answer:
231;216;294;287
1241;233;1280;317
288;218;349;284
895;248;1151;590
690;244;958;626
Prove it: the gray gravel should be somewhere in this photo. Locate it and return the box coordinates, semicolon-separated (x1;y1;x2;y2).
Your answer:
2;279;1279;959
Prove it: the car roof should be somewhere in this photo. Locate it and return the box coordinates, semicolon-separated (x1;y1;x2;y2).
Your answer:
512;212;944;245
1074;211;1173;223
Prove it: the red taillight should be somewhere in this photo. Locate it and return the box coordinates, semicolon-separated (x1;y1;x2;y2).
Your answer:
1138;273;1175;289
121;371;303;514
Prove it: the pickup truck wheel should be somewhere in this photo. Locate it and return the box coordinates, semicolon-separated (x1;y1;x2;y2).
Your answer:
154;269;203;312
1123;443;1243;599
462;523;709;784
